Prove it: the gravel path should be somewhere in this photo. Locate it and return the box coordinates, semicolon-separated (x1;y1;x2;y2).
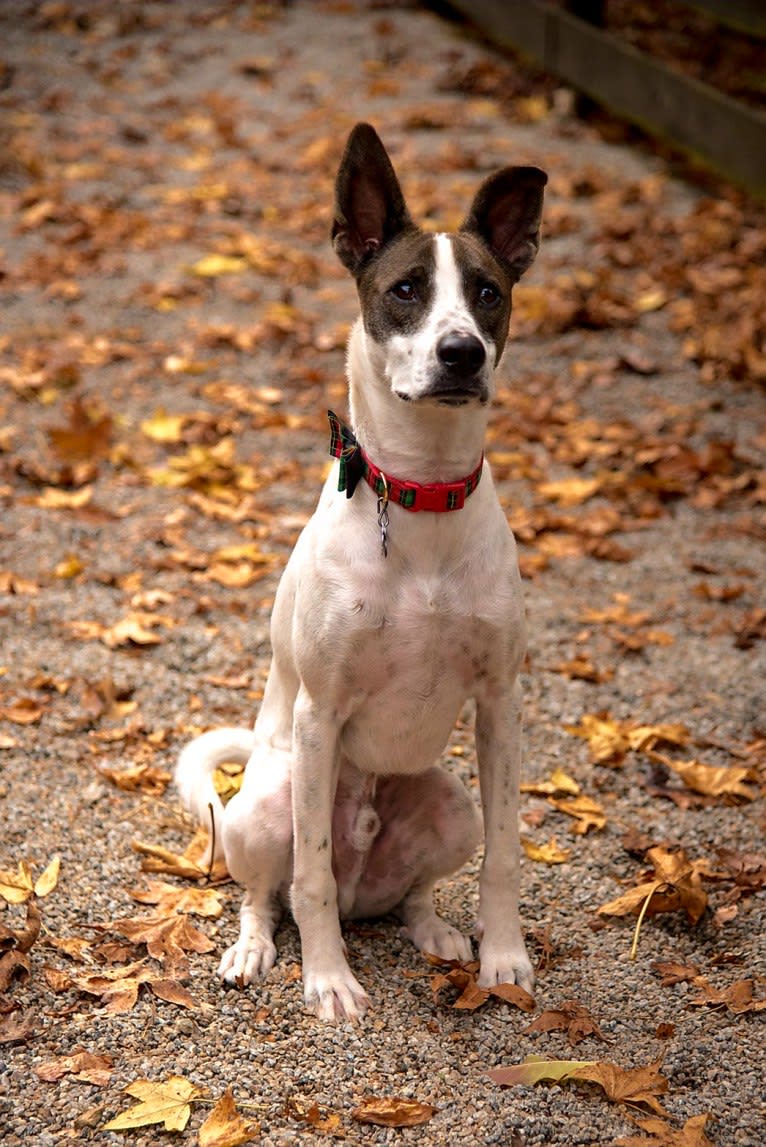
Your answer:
1;3;764;1145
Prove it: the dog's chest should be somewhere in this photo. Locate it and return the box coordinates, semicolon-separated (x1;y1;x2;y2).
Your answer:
337;568;510;774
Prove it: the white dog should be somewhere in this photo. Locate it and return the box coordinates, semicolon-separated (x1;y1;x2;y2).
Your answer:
176;123;546;1022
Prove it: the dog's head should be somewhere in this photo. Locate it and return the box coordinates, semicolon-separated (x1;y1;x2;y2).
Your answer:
332;123;546;407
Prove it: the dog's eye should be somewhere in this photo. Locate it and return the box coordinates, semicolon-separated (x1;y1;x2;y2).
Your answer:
478;283;501;308
391;280;417;302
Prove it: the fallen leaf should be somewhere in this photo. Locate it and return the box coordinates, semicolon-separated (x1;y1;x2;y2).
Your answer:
574;1058;670;1115
0;1008;35;1045
488;1054;595;1087
525;999;607;1045
521;768;581;797
522;836;572;864
35;1048;113;1087
429;957;535;1012
688;978;766;1015
198;1088;260;1147
0;861;36;904
34;855;61;897
549;795;606;834
351;1096;437;1128
661;758;756;802
103;1075;205;1132
651;960;701;987
31;485;93;509
616;1113;714;1146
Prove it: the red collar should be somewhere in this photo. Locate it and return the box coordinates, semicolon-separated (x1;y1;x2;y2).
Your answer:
328;410;483;513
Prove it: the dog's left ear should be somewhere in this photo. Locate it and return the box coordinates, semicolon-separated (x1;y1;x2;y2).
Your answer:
462;166;547;282
332;123;413;275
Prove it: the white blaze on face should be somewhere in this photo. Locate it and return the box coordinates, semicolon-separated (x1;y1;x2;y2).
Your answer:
384;234;493;402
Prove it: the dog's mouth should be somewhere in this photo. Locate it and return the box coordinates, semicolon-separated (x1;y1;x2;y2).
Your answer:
394;383;489;407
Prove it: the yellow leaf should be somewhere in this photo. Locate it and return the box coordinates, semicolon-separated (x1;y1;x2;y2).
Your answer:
538;476;602;507
32;485;93;509
664;758;756;801
103;1076;204;1132
550;795;606;834
522;836;572;864
0;860;35;904
199;1089;260;1147
34;855;61;897
488;1054;596;1087
53;554;84;579
141;411;189;443
191;254;247;277
521;768;581;797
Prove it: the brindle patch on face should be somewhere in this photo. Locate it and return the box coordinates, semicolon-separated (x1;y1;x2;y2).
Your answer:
450;231;514;356
356;228;436;345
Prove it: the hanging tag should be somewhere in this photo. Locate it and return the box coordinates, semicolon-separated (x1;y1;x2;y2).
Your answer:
376;474;390;558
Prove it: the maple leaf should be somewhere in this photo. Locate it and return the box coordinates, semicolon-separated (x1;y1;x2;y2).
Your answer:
72;959;196;1012
48;396;112;461
112;909;215;965
0;858;59;903
661;757;756;802
129;879;225;918
351;1096;437;1128
549;794;606;834
103;1075;205;1132
132;835;229;882
521;767;581;797
574;1059;670;1116
35;1048;113;1087
651;960;701;987
688;977;766;1015
525;999;607;1045
429;957;534;1012
616;1113;714;1146
199;1089;260;1147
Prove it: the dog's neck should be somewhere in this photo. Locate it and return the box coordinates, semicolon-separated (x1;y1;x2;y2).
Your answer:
347;320;490;486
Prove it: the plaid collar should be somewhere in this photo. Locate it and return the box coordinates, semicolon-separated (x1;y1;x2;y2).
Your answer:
327;410;483;513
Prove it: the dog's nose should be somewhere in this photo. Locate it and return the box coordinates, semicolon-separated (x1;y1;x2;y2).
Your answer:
437;332;486;377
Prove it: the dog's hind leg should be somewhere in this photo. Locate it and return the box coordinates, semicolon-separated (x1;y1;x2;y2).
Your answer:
353;768;482;962
217;747;293;986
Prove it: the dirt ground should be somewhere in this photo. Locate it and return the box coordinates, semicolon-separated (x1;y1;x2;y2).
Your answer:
1;2;764;1145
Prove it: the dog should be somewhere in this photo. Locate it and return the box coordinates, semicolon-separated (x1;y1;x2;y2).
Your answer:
176;123;546;1022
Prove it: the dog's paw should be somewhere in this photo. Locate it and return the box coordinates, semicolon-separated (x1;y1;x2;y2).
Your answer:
403;916;474;964
476;940;535;996
303;967;370;1023
218;934;277;987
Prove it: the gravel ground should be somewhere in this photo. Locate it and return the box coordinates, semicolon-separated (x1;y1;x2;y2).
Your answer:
1;3;764;1145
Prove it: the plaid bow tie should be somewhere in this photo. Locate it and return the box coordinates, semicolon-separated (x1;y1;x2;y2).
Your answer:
327;410;484;513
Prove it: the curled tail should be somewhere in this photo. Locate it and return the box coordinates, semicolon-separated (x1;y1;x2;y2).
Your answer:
175;727;254;860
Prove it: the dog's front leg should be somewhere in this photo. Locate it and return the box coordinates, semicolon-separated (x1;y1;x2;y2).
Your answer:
475;679;535;994
291;688;370;1023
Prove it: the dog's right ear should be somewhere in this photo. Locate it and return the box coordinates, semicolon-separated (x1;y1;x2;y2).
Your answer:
332;123;412;275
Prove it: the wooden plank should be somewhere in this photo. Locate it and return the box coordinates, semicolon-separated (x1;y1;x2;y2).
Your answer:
685;0;766;37
446;0;766;198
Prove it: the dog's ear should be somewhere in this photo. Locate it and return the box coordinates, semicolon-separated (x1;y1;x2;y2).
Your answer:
462;166;547;282
332;123;412;275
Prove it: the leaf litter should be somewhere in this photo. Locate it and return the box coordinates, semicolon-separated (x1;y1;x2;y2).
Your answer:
1;1;764;1144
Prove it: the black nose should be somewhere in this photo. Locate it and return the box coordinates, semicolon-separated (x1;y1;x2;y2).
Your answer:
437;332;486;377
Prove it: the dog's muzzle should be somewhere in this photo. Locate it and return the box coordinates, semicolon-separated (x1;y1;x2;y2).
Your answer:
425;332;489;405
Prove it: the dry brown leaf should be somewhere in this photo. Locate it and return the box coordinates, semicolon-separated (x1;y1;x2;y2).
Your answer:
525;999;607;1045
521;768;581;797
112;910;215;964
198;1089;260;1147
429;957;535;1012
351;1096;437;1128
688;977;766;1015
35;1048;113;1087
129;879;225;919
0;1008;35;1045
573;1058;670;1116
651;960;701;987
616;1113;714;1146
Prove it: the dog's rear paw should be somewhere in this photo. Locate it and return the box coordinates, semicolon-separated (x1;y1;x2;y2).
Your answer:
404;916;474;964
218;935;277;987
303;967;370;1023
